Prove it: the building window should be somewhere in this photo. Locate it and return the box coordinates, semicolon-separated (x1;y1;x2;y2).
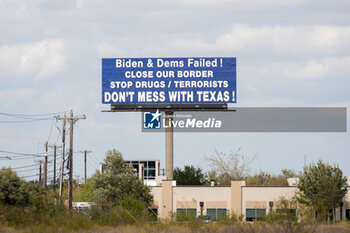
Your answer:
148;208;158;221
148;169;156;178
246;208;266;221
207;208;227;221
176;208;197;221
346;209;350;221
148;161;156;168
124;160;159;180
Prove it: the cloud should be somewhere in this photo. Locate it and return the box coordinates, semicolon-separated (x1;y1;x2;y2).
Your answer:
76;0;86;9
96;41;138;58
0;39;68;80
283;56;350;79
0;0;42;20
0;88;35;100
0;88;36;109
160;0;305;8
167;24;350;56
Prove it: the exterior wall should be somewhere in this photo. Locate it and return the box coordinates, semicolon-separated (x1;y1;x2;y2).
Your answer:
151;181;350;221
151;186;162;208
151;180;245;218
340;189;350;220
161;180;173;218
231;180;245;216
242;187;298;216
173;186;231;216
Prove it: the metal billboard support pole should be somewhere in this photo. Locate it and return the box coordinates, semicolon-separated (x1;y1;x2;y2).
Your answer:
165;110;174;180
103;103;231;181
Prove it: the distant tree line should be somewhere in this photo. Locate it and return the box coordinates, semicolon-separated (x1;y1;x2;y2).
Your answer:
174;148;347;223
0;147;347;228
174;148;297;186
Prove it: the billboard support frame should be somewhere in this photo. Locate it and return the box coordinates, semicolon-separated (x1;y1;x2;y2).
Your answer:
102;104;236;180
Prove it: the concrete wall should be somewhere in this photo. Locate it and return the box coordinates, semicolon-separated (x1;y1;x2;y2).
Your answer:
151;181;350;221
161;180;173;218
151;180;245;218
231;180;245;216
339;189;350;220
173;186;231;216
242;187;298;215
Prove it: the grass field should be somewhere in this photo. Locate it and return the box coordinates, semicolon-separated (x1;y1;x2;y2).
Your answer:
1;222;350;233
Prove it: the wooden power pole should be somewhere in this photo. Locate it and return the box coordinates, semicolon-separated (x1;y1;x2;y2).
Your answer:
38;141;51;189
79;150;92;184
58;114;66;203
44;141;48;190
55;110;85;210
48;144;61;191
53;144;56;191
39;161;42;185
34;160;44;186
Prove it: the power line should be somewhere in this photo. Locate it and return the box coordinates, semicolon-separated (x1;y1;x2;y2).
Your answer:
11;164;39;169
75;125;101;165
0;153;62;160
20;174;39;179
55;110;86;211
0;156;42;160
0;119;53;123
87;159;98;172
0;110;70;123
90;152;101;166
0;149;47;157
0;111;69;117
47;119;56;142
0;135;42;140
14;167;39;173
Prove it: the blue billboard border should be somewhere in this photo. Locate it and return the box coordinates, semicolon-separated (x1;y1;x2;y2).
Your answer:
102;57;237;105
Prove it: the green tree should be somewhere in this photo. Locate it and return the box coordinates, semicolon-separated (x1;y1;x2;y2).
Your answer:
74;178;96;202
246;171;272;186
206;148;257;185
90;149;153;207
173;165;206;185
297;160;347;223
246;169;297;186
0;168;44;207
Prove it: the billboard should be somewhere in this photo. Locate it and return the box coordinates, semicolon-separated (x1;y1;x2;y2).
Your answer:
102;57;236;104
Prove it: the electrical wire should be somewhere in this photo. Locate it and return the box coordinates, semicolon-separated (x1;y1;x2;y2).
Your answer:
0;110;69;117
20;174;39;179
0;110;69;123
0;118;54;123
0;156;42;160
0;149;47;157
11;164;39;169
47;118;55;142
14;167;39;173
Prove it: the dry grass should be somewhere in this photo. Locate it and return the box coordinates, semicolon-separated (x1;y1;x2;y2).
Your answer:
1;223;350;233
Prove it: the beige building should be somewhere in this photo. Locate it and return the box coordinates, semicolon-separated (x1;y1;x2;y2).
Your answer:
150;180;350;221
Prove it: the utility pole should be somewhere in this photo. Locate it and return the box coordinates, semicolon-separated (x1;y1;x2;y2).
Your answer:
48;144;62;191
35;160;44;185
55;110;86;210
53;144;56;190
79;150;92;184
38;141;51;189
58;114;66;203
39;162;42;185
44;141;48;190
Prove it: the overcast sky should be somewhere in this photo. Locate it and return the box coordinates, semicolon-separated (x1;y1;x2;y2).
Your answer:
0;0;349;181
